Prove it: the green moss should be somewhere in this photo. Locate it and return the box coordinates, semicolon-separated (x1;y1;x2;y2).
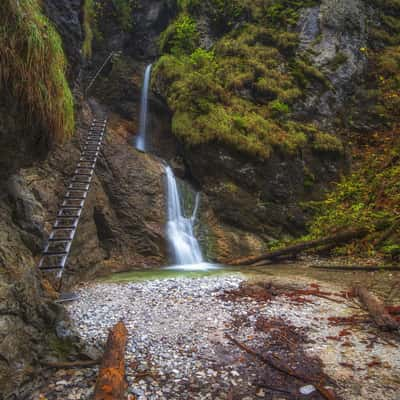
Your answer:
0;0;74;143
292;59;332;89
269;100;290;118
159;14;199;56
312;132;344;153
154;1;339;159
82;0;95;58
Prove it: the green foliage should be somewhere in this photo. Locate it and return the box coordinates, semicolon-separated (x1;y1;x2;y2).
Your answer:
159;15;199;56
305;135;400;255
312;131;344;153
262;0;319;27
0;0;74;143
373;46;400;124
269;100;290;118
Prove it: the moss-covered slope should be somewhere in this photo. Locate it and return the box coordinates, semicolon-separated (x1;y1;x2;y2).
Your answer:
153;0;343;159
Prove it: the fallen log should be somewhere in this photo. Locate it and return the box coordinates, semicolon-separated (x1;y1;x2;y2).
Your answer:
352;286;399;331
227;229;369;266
94;321;129;400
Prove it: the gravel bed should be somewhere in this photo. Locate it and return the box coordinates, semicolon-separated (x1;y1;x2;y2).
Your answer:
33;275;400;400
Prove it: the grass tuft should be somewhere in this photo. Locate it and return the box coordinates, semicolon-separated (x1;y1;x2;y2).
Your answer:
0;0;74;144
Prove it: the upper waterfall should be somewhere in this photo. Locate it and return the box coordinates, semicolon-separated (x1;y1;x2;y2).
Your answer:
135;64;152;151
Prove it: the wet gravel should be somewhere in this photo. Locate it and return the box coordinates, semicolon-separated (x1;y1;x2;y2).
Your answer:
33;275;400;400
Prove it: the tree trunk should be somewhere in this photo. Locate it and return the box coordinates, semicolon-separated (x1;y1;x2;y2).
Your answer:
94;321;129;400
227;229;369;266
352;286;399;331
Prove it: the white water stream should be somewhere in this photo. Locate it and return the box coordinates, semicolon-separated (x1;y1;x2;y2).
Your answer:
135;64;217;271
135;64;152;152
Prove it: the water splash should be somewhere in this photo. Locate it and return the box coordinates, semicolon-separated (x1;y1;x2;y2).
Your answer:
135;64;152;151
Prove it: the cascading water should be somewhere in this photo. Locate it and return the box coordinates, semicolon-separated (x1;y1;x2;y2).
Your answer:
135;64;152;151
165;166;204;266
135;64;217;271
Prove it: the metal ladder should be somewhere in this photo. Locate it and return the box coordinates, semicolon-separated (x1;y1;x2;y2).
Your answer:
38;117;108;280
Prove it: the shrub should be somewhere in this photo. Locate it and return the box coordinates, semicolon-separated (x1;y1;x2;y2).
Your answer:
0;0;74;143
159;15;199;56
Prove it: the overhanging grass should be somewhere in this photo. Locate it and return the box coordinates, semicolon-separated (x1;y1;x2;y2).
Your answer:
0;0;74;144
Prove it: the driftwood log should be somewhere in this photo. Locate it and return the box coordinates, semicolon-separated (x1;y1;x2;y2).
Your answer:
352;286;399;331
227;229;369;266
94;321;129;400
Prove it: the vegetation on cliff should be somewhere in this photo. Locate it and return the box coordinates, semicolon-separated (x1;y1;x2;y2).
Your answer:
153;0;343;159
153;0;400;260
280;1;400;260
0;0;74;143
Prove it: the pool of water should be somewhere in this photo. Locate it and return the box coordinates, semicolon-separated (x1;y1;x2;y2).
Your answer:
99;262;400;304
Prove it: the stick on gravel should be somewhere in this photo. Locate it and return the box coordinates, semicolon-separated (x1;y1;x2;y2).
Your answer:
94;321;129;400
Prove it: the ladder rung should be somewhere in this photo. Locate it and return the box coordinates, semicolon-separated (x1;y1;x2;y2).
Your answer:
53;225;77;230
77;163;95;169
38;116;107;275
62;199;85;207
39;266;64;271
80;157;96;163
45;241;71;253
48;236;73;242
85;140;102;145
71;176;91;184
42;251;68;257
68;182;90;190
54;219;78;228
75;169;93;175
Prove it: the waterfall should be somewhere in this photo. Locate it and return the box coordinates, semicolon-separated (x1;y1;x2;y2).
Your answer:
165;166;205;266
135;64;152;151
134;64;217;270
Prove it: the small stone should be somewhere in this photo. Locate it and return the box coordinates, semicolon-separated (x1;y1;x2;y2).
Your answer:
300;385;316;395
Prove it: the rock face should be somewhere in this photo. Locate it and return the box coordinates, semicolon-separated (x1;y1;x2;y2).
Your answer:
0;105;168;398
297;0;369;127
43;0;84;83
186;142;344;262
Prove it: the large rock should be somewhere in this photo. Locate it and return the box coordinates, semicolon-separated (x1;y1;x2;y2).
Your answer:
184;142;344;261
